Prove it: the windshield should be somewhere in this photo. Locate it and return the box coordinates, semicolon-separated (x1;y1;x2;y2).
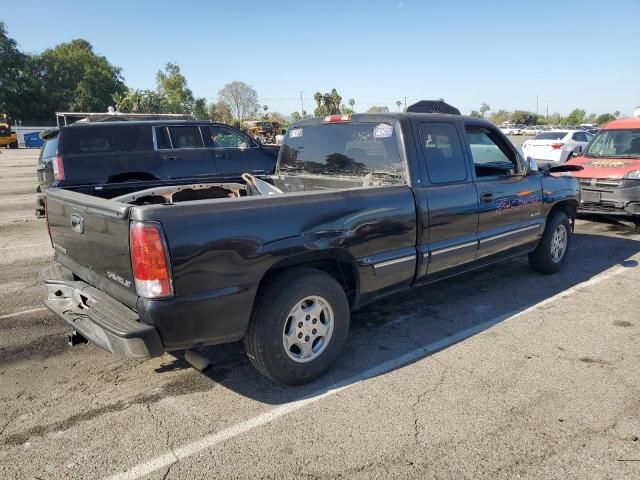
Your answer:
279;122;404;183
584;129;640;158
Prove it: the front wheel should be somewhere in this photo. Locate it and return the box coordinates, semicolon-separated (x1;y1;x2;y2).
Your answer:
9;141;18;149
529;212;572;274
244;268;350;385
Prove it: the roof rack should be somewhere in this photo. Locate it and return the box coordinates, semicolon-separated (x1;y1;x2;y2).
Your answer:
55;111;192;127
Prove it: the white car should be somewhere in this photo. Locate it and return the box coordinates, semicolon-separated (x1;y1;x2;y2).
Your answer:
499;125;521;135
521;125;544;136
522;130;594;167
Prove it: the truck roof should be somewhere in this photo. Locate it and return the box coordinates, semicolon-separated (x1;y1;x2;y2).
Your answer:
291;112;495;128
602;117;640;130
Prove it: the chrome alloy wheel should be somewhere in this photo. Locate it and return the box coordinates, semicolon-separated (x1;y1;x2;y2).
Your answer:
282;296;334;363
550;224;568;263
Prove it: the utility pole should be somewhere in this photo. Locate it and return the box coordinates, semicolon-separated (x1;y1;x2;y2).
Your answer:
546;105;549;121
536;94;539;118
403;96;408;112
300;91;304;116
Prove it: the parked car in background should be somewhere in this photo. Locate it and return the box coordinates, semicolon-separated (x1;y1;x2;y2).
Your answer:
522;125;544;136
36;120;279;216
522;130;594;168
565;117;640;217
499;125;521;135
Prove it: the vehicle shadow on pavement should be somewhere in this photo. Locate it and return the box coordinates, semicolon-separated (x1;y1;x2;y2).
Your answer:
159;230;640;405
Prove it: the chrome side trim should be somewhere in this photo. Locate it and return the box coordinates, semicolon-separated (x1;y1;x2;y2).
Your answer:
479;224;540;244
373;255;416;269
428;240;478;257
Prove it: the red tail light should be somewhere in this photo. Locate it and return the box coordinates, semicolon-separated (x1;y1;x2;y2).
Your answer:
550;143;564;150
323;114;352;123
53;154;65;181
130;222;173;298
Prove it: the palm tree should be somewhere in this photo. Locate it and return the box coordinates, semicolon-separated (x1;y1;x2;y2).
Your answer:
348;98;355;111
313;92;323;108
396;100;402;112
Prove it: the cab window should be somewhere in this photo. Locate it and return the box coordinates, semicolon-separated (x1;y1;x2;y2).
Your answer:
418;122;467;184
465;126;519;177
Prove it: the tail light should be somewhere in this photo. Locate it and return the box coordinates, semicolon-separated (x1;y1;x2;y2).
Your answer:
52;154;65;181
130;222;173;298
323;114;352;123
551;143;564;150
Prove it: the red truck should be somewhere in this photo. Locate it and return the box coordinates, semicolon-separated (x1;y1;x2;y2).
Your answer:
566;117;640;217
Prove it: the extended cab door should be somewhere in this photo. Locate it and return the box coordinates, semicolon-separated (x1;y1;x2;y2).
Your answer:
412;120;479;281
463;124;543;260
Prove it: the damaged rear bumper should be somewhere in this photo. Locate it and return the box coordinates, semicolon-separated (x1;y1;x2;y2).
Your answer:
42;263;163;358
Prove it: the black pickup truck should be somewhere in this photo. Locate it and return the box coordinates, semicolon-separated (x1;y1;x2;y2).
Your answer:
42;112;580;384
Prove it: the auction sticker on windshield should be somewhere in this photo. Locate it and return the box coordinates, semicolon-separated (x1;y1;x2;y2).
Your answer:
289;128;303;138
373;123;393;139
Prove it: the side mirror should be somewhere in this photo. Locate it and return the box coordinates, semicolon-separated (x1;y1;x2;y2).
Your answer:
526;156;539;175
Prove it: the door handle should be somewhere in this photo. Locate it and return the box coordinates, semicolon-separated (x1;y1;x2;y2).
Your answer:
481;192;494;203
215;153;226;158
163;155;180;160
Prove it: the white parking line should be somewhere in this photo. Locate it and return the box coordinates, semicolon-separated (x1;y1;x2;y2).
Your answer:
0;307;48;320
0;242;50;251
106;262;633;480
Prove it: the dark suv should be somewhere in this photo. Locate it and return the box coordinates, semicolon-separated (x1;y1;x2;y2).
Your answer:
36;120;278;215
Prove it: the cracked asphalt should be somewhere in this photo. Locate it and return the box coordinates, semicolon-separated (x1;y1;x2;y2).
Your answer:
1;148;639;479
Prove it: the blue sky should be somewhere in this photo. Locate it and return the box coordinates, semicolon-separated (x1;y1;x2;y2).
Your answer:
4;0;639;116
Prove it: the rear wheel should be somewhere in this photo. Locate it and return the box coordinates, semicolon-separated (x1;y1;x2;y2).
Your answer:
529;211;571;274
244;268;350;385
9;141;18;149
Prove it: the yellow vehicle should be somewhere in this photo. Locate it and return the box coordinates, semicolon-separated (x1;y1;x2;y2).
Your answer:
0;113;18;148
243;120;281;144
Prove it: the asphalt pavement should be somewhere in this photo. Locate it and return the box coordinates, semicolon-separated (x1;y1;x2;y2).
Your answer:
0;147;639;479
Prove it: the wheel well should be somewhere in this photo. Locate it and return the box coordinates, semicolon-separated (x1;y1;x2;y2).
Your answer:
549;200;578;228
257;255;359;307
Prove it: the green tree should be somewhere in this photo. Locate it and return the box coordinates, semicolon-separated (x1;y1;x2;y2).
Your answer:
218;81;259;125
479;102;490;118
193;97;209;120
348;98;355;112
313;89;342;116
469;110;481;117
490;109;511;124
208;101;234;124
510;110;538;125
596;113;616;125
155;63;195;114
396;100;402;112
38;39;126;115
563;109;586;125
614;110;621;118
367;106;389;113
0;22;40;122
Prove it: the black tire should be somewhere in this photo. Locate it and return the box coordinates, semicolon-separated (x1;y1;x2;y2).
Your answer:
9;141;18;149
529;211;572;274
244;268;350;385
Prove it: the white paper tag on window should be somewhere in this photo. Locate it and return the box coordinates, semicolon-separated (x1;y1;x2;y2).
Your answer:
373;123;393;138
289;128;303;138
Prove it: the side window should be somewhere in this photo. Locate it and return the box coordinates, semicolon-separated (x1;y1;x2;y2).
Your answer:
572;132;587;142
168;126;204;149
465;126;518;177
41;135;59;158
418;122;467;184
155;127;172;149
207;126;250;149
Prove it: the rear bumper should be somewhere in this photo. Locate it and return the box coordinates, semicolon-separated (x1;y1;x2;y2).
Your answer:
42;263;163;358
579;181;640;216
